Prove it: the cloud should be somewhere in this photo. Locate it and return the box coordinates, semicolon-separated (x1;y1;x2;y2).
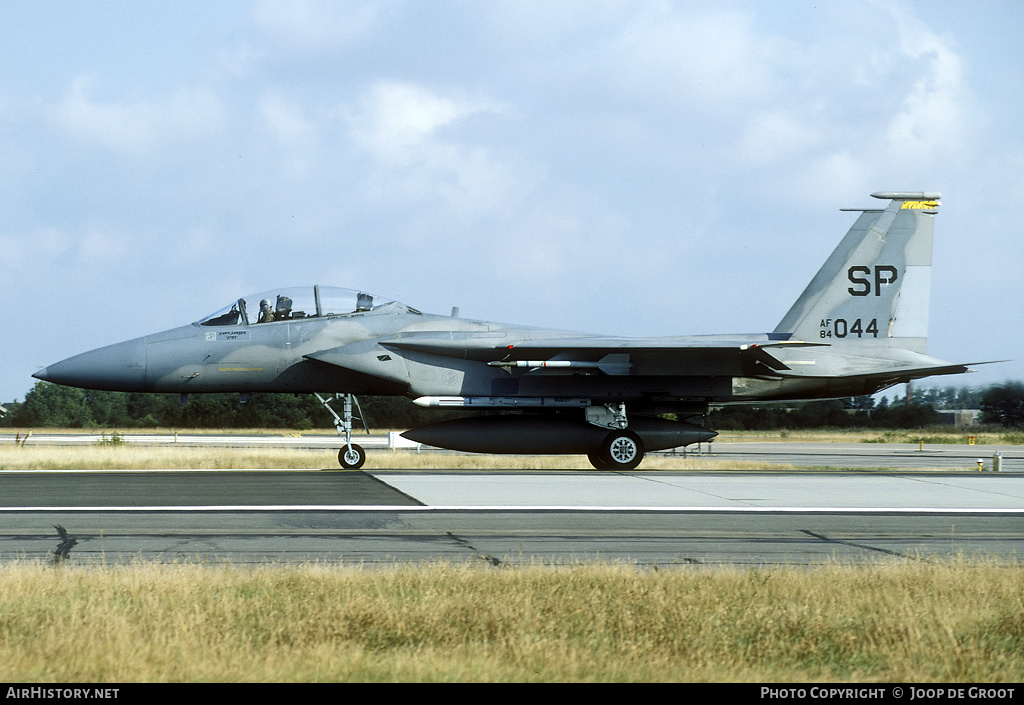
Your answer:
607;7;776;109
342;80;521;219
0;227;69;275
261;92;315;146
0;223;128;282
884;10;972;167
253;0;384;54
736;110;823;168
55;75;224;155
258;91;319;177
346;81;493;164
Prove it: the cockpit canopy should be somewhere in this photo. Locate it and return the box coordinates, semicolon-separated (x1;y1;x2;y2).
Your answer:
198;286;401;326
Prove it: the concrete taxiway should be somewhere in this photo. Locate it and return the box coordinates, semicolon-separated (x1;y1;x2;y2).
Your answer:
1;466;1021;567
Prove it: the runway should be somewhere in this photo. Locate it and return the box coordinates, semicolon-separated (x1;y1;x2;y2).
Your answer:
1;464;1022;567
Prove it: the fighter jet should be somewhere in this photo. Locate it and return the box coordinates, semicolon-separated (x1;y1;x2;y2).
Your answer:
34;192;978;469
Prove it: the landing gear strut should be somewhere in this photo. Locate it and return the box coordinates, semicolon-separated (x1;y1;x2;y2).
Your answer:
314;393;368;469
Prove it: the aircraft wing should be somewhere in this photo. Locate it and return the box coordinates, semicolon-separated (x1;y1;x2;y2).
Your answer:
493;337;824;354
382;335;827;377
307;331;982;387
382;333;824;355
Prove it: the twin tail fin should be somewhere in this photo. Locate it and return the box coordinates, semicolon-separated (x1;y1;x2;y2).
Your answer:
773;192;940;354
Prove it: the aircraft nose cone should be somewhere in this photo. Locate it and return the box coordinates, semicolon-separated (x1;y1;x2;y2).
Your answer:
33;339;147;392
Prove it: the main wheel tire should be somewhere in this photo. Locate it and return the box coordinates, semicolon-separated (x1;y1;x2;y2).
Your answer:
596;430;644;470
338;444;366;469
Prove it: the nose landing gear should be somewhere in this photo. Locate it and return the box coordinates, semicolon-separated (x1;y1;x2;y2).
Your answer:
314;393;368;469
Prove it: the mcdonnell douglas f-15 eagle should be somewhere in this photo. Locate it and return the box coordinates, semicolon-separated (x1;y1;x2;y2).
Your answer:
35;192;980;469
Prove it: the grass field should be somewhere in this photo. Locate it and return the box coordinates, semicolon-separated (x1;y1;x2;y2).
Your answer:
0;444;807;471
0;558;1021;682
3;426;1017;471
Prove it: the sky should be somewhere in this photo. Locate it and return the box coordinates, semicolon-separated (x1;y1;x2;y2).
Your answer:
3;0;1023;403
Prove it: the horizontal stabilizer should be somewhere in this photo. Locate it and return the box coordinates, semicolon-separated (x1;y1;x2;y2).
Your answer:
772;361;995;384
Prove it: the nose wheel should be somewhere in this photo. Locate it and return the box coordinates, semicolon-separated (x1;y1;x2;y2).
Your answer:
315;392;369;469
338;443;366;469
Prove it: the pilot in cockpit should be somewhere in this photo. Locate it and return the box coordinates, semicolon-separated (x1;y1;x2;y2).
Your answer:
258;299;275;323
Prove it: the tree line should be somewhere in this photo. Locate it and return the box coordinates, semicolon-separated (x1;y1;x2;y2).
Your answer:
1;382;460;431
3;381;1024;431
711;384;1024;430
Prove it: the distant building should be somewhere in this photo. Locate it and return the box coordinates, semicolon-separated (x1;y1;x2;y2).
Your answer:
936;409;980;427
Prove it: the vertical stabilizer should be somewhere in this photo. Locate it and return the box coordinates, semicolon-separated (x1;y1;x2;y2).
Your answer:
773;192;940;353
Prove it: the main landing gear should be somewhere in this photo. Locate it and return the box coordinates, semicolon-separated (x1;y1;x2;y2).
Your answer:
587;429;644;470
585;403;645;470
314;393;368;469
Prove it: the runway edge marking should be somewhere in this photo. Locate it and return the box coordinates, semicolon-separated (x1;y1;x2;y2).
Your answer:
2;506;1023;514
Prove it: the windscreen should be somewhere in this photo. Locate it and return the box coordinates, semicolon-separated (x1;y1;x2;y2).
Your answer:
198;286;396;326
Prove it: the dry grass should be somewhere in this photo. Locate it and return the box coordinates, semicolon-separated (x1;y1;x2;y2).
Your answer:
717;429;1017;444
0;444;806;471
0;558;1021;682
